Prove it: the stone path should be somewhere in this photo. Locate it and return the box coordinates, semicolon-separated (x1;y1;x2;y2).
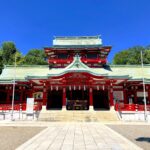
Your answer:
16;123;142;150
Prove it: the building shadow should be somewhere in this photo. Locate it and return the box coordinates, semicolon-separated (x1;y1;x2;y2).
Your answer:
135;137;150;143
103;64;112;71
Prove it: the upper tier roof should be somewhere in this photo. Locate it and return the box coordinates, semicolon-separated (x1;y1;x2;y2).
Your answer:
52;35;102;48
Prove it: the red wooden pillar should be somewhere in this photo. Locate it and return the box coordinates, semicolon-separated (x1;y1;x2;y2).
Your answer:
109;88;114;106
29;90;33;98
6;88;10;104
43;89;47;106
89;88;93;108
134;90;137;104
62;87;66;108
148;87;150;104
123;89;128;104
18;86;23;104
20;90;23;104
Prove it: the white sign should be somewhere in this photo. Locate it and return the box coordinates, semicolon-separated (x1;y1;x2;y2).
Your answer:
26;98;34;114
113;91;124;100
137;92;148;97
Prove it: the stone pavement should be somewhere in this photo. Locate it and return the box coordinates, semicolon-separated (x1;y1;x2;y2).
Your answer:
16;123;142;150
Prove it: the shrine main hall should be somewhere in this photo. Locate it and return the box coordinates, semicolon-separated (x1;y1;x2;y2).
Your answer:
0;36;150;111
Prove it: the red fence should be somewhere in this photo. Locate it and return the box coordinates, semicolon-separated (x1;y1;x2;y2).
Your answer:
0;103;42;111
115;103;150;111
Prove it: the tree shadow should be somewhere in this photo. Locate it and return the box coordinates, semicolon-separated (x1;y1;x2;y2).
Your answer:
135;137;150;143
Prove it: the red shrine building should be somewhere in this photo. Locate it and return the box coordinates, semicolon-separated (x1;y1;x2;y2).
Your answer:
0;36;150;111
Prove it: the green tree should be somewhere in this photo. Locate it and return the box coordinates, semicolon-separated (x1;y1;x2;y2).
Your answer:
0;50;3;74
0;42;23;73
1;42;17;64
23;49;47;65
113;46;150;65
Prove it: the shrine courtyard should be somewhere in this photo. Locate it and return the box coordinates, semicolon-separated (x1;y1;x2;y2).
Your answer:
0;121;150;150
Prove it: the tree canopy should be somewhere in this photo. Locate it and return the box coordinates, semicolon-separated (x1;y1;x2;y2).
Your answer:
22;49;47;65
0;42;23;73
0;42;47;74
113;46;150;65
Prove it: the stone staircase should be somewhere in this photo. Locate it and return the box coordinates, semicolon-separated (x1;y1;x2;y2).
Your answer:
38;108;119;122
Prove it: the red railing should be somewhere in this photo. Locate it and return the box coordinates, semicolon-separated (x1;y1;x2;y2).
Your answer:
48;58;73;64
0;103;42;111
115;103;150;111
81;58;106;64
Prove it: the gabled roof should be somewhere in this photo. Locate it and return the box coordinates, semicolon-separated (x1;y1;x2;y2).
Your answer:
0;58;150;84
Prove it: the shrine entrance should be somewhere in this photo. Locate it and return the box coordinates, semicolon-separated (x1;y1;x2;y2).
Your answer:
46;90;62;110
66;89;89;110
93;90;109;110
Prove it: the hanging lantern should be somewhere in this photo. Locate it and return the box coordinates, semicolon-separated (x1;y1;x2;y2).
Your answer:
74;85;76;90
84;85;86;91
50;85;53;91
69;86;71;91
79;85;81;90
97;85;99;90
56;86;58;91
103;85;105;90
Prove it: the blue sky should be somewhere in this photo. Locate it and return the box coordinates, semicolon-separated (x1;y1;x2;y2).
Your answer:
0;0;150;62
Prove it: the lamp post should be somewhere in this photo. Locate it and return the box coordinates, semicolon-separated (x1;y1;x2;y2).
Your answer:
11;53;16;121
140;50;147;121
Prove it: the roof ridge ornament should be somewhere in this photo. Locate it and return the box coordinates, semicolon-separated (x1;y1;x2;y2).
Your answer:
65;55;89;70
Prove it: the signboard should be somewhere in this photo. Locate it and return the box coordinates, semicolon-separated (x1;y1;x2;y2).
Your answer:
26;98;34;115
137;92;148;97
113;91;124;101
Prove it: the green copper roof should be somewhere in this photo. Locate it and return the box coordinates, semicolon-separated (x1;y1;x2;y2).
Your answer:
0;57;150;83
52;45;102;48
54;35;101;39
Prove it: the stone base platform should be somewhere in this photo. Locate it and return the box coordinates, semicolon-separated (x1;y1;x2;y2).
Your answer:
39;106;119;122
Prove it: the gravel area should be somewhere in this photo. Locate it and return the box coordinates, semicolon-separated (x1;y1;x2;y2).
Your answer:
0;126;46;150
107;125;150;150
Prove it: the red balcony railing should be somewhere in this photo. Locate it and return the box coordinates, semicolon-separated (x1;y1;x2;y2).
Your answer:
48;58;73;64
0;102;42;111
81;58;106;64
48;58;107;65
115;103;150;111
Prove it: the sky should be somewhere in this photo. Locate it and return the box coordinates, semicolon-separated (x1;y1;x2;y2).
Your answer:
0;0;150;62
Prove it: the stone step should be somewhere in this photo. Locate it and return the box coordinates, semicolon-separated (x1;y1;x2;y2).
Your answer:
38;109;119;122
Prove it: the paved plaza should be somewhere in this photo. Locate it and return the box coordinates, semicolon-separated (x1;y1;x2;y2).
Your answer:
14;122;142;150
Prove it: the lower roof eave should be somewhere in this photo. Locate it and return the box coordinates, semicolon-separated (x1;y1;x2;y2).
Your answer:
107;75;130;79
127;78;150;81
25;76;48;80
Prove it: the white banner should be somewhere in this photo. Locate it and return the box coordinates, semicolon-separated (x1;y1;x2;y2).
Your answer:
26;98;34;114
